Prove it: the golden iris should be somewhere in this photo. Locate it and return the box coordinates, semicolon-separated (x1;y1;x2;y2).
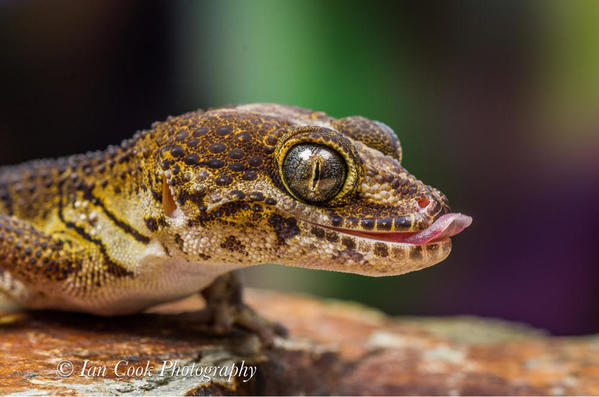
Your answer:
282;143;347;204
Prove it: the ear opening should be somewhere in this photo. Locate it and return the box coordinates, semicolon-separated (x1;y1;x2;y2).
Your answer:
162;175;178;218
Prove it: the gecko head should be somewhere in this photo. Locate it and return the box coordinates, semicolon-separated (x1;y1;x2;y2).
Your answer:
153;104;471;276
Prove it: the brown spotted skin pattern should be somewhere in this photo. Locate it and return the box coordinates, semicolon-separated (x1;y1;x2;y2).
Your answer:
0;104;453;315
333;116;402;161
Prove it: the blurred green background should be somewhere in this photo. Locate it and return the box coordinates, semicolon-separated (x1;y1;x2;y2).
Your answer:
1;0;598;335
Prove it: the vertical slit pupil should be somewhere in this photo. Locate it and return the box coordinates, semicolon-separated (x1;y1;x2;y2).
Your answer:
312;160;321;190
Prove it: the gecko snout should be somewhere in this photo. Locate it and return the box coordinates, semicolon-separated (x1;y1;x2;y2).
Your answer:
420;188;452;224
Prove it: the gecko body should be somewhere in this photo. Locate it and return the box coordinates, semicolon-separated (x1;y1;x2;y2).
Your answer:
0;104;471;342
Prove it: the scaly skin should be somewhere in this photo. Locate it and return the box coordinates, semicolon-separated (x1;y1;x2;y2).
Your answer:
0;104;470;342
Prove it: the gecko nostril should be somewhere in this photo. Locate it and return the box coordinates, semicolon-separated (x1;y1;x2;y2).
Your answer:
417;197;430;209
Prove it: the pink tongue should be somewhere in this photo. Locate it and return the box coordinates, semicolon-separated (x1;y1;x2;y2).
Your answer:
401;213;472;244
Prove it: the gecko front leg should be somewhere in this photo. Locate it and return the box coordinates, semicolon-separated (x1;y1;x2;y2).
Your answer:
0;214;284;343
196;272;287;346
0;214;98;310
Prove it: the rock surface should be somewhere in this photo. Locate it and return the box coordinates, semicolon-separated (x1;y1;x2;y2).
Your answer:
0;289;597;395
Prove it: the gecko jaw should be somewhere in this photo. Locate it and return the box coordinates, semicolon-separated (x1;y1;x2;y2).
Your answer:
321;213;472;246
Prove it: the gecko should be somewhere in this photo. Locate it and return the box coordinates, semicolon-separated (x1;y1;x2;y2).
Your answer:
0;104;471;344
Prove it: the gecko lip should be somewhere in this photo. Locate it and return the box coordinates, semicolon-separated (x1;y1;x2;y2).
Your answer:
325;213;473;245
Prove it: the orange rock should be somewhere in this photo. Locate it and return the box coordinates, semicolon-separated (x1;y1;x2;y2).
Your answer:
0;290;596;395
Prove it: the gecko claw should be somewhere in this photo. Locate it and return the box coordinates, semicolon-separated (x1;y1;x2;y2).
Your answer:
198;272;287;346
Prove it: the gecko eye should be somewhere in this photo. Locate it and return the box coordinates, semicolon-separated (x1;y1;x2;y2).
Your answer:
275;127;363;206
282;143;347;204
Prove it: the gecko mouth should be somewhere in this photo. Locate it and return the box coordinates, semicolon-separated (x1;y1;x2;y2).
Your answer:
324;213;472;245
